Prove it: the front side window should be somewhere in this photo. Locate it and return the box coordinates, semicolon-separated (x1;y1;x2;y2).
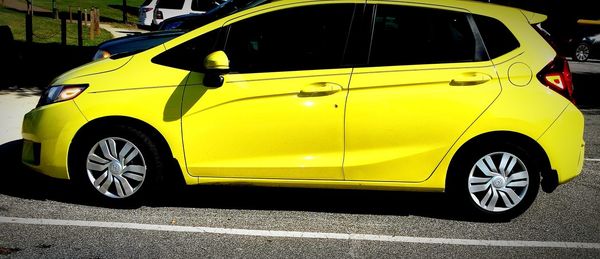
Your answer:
224;4;355;73
151;29;221;72
369;5;478;66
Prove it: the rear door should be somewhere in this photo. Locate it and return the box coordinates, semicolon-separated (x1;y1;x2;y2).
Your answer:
344;3;502;182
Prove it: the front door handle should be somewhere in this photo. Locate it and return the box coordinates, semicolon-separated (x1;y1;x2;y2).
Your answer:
299;82;343;97
450;72;492;86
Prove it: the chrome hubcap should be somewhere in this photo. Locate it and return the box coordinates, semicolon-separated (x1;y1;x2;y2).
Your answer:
576;44;590;61
86;137;147;199
468;152;529;212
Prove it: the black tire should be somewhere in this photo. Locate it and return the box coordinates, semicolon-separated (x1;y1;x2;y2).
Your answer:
573;42;591;62
448;143;540;221
69;125;165;206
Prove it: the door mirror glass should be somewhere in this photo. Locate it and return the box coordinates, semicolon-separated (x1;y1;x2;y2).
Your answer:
203;50;230;88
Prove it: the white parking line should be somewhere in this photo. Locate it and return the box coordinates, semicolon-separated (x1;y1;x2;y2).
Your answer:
1;216;599;249
585;158;600;162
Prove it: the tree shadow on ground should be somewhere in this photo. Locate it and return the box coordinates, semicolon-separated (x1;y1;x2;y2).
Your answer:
0;139;500;223
0;41;95;90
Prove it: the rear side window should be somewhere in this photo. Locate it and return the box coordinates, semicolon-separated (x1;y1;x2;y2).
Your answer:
369;5;478;66
157;0;185;9
473;15;520;59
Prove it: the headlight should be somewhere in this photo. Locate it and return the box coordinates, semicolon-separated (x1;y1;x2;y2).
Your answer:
93;50;112;60
37;84;88;107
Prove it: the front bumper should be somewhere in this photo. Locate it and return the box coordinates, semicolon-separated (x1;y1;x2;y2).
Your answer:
22;100;88;180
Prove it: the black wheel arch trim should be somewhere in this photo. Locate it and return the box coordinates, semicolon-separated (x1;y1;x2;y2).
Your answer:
447;131;557;193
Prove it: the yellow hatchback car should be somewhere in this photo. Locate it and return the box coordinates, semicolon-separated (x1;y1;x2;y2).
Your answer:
22;0;584;220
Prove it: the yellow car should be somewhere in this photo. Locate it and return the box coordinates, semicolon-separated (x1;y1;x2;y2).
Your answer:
22;0;584;220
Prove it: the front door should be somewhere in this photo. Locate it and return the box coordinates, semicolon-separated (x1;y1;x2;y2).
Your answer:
181;3;358;180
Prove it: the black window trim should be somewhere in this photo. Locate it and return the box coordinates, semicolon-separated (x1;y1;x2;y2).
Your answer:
466;13;491;62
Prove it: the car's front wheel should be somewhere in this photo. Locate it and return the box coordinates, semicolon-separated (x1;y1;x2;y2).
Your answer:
449;143;540;221
70;125;164;205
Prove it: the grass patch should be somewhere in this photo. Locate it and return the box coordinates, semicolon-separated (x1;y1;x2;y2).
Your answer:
0;6;112;46
27;0;145;23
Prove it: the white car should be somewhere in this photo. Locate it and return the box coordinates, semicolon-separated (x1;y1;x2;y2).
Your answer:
138;0;159;27
153;0;225;26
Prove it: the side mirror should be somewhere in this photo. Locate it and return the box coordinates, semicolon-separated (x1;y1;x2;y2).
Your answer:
203;50;230;88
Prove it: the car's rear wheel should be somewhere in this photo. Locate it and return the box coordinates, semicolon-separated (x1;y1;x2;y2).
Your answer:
71;125;164;206
574;43;591;62
449;143;540;221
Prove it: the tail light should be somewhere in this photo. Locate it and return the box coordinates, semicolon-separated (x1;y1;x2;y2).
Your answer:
537;56;575;103
142;7;153;13
156;11;163;20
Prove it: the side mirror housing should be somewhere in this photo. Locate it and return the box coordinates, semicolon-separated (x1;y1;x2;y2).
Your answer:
203;50;230;88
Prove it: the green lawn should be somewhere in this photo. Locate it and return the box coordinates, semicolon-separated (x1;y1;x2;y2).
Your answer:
24;0;145;23
0;6;112;46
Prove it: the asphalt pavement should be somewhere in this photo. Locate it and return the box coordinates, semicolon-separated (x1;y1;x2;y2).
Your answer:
0;62;599;258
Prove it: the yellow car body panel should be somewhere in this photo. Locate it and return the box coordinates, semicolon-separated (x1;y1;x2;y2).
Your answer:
538;104;585;184
21;0;584;197
345;61;501;182
182;70;349;180
70;49;196;185
21;100;88;179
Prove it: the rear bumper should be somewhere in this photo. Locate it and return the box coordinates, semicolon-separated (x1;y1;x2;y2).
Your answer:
538;104;585;184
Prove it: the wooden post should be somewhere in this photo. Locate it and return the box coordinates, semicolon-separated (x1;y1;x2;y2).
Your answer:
122;0;128;23
25;0;32;43
77;10;83;46
95;8;101;36
52;0;58;19
69;6;72;23
61;16;67;45
89;9;94;40
84;9;88;27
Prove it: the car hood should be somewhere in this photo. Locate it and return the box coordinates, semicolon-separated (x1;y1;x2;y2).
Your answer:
51;56;133;85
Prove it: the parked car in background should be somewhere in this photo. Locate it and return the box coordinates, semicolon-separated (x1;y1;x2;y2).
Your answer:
138;0;159;29
158;0;269;30
570;21;600;61
31;0;583;221
94;0;270;60
92;30;184;60
572;34;600;61
153;0;225;26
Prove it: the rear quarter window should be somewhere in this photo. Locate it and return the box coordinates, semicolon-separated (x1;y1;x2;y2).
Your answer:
473;14;520;59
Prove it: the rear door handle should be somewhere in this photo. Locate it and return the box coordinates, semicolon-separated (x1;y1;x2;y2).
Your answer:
450;73;492;86
299;82;342;97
